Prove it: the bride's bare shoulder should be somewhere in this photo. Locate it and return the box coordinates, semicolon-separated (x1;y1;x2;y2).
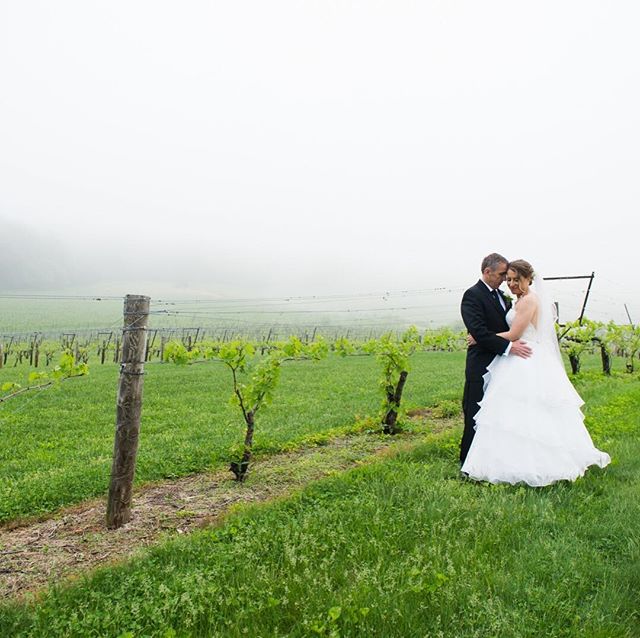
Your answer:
518;292;539;308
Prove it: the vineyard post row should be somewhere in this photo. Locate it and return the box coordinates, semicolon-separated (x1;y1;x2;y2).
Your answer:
1;326;427;369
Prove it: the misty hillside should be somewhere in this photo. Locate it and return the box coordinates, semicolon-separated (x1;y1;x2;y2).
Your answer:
0;219;77;290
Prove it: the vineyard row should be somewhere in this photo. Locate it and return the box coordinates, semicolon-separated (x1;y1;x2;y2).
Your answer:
0;326;469;368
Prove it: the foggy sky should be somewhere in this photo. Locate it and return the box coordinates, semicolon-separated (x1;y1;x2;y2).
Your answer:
1;1;639;325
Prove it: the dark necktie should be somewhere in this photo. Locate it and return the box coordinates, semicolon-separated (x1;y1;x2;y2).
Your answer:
491;289;502;308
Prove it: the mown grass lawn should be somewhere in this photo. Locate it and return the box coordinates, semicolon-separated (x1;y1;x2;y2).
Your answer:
1;364;638;637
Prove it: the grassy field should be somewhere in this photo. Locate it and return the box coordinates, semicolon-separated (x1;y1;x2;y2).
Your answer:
0;352;626;524
0;297;124;333
0;296;415;335
0;358;638;636
0;351;466;523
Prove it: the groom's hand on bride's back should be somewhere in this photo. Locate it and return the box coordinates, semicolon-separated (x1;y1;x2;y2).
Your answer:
509;341;533;358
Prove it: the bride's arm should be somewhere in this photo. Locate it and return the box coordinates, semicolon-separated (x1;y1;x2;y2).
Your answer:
497;296;537;341
461;289;510;354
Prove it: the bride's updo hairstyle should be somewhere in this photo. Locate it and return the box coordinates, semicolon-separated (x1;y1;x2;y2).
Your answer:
508;259;535;284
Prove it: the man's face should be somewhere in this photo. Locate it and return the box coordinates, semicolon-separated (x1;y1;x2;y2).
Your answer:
483;262;508;289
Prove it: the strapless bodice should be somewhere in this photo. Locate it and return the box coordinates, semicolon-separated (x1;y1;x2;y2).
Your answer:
506;307;539;342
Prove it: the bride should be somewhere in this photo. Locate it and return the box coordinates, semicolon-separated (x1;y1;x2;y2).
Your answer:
461;259;611;486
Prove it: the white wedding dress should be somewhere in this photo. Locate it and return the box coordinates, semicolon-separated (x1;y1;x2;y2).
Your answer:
461;302;611;487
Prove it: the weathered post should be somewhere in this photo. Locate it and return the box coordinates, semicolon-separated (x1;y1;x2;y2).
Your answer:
144;330;152;361
106;295;150;529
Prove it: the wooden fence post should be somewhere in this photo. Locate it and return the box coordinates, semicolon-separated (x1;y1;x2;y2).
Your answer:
106;295;150;529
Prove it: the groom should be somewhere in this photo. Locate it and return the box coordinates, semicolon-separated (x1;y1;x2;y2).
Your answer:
459;253;532;466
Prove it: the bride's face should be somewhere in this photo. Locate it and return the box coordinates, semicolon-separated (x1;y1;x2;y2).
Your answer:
506;269;528;296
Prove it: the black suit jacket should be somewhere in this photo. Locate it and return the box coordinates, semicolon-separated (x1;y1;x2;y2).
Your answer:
461;280;512;380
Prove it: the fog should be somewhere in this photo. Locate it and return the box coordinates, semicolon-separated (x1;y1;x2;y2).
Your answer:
1;1;639;325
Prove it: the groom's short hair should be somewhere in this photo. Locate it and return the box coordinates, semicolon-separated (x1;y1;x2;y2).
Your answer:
481;253;508;273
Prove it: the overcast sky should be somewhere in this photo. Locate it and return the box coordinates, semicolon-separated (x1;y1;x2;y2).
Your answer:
1;1;638;325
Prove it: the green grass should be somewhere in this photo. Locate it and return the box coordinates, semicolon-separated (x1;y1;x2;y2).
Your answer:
1;366;638;637
0;351;465;523
0;297;416;334
0;298;124;332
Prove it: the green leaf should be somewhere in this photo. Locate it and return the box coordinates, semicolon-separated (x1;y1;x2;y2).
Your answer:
59;352;75;373
164;341;190;365
328;606;342;622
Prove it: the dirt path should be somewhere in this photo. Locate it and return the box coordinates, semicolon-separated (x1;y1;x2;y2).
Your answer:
0;426;446;600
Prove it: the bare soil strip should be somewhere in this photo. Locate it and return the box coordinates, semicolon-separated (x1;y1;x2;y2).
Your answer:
0;424;448;600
